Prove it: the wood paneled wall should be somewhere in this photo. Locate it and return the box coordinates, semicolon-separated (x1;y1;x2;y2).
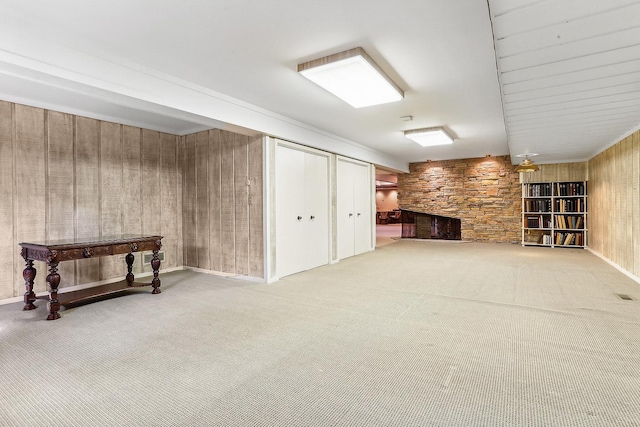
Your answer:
520;162;587;183
0;101;183;300
182;130;264;278
589;132;640;278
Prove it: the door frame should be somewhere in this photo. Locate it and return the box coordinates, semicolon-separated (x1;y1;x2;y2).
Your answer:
267;138;334;281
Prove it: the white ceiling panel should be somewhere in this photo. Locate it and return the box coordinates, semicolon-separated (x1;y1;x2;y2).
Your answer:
490;0;639;35
496;4;640;57
490;0;640;163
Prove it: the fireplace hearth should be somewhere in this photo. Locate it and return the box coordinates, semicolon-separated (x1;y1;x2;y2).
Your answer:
400;210;461;240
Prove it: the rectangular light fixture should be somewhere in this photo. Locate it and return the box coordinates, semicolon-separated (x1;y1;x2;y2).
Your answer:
298;47;403;108
404;127;454;147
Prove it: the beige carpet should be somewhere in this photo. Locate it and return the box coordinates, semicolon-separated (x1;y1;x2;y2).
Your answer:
1;241;639;426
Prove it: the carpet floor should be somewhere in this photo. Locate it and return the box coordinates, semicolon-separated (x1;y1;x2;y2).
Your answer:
1;241;639;426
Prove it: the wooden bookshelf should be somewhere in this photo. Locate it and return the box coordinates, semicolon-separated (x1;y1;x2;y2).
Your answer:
522;181;587;248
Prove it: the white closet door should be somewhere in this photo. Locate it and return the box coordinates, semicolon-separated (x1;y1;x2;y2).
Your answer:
275;145;306;278
352;162;372;255
304;152;330;270
337;159;355;260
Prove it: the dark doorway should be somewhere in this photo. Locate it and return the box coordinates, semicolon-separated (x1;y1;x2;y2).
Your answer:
400;210;462;240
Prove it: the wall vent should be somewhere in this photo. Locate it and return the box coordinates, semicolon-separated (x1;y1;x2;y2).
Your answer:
142;251;165;265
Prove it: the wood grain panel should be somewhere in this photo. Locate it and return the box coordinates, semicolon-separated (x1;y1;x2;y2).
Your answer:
160;133;178;269
75;117;101;284
122;126;143;274
521;162;586;183
175;136;184;268
15;105;47;294
220;130;236;273
605;148;613;260
183;134;197;267
99;122;123;280
46;111;75;288
0;101;14;299
195;131;210;269
596;152;603;252
613;143;621;265
267;138;277;277
248;135;264;278
208;130;222;271
141;130;161;273
633;132;640;278
620;137;631;271
234;134;249;275
588;155;599;252
0;102;187;301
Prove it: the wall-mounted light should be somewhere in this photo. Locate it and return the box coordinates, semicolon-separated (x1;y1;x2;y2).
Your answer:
515;154;540;173
404;127;453;147
298;47;403;108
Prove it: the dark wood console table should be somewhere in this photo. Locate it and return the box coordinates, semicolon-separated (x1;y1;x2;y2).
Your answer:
20;234;163;320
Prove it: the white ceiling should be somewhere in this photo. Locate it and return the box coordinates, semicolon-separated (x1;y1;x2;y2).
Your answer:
0;0;638;170
491;0;640;164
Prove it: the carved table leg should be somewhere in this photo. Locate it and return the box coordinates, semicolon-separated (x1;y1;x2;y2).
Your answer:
22;259;37;310
125;252;135;285
46;262;61;320
151;249;161;294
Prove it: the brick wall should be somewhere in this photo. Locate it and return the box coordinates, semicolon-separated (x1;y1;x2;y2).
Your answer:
397;156;521;242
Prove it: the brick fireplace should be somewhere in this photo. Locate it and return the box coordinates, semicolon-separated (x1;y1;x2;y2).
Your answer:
397;156;521;243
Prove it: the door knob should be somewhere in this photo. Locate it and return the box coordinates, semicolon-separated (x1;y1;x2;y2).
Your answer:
349;213;353;217
297;216;302;220
310;215;315;220
357;213;361;217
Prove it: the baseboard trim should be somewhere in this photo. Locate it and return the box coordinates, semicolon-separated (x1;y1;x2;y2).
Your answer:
586;247;640;285
182;266;267;283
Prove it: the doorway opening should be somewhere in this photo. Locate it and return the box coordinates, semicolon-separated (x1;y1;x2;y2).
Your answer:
375;167;401;247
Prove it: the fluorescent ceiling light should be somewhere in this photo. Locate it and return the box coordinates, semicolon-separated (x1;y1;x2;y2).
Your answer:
298;47;403;108
404;127;454;147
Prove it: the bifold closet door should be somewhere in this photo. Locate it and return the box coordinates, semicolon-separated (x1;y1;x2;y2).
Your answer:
275;146;306;278
304;153;330;270
352;162;372;255
337;158;372;260
337;160;355;260
276;144;330;278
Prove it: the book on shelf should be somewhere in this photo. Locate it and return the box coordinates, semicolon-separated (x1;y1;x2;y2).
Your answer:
563;233;575;245
527;215;552;228
554;198;585;213
527;183;552;197
555;182;585;196
525;199;551;212
554;232;583;246
555;215;585;229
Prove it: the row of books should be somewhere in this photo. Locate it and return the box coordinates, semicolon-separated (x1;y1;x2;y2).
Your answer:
555;232;584;246
556;182;585;196
555;199;585;212
525;182;586;197
525;215;552;228
555;215;584;230
523;230;584;246
524;199;552;212
526;183;552;197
